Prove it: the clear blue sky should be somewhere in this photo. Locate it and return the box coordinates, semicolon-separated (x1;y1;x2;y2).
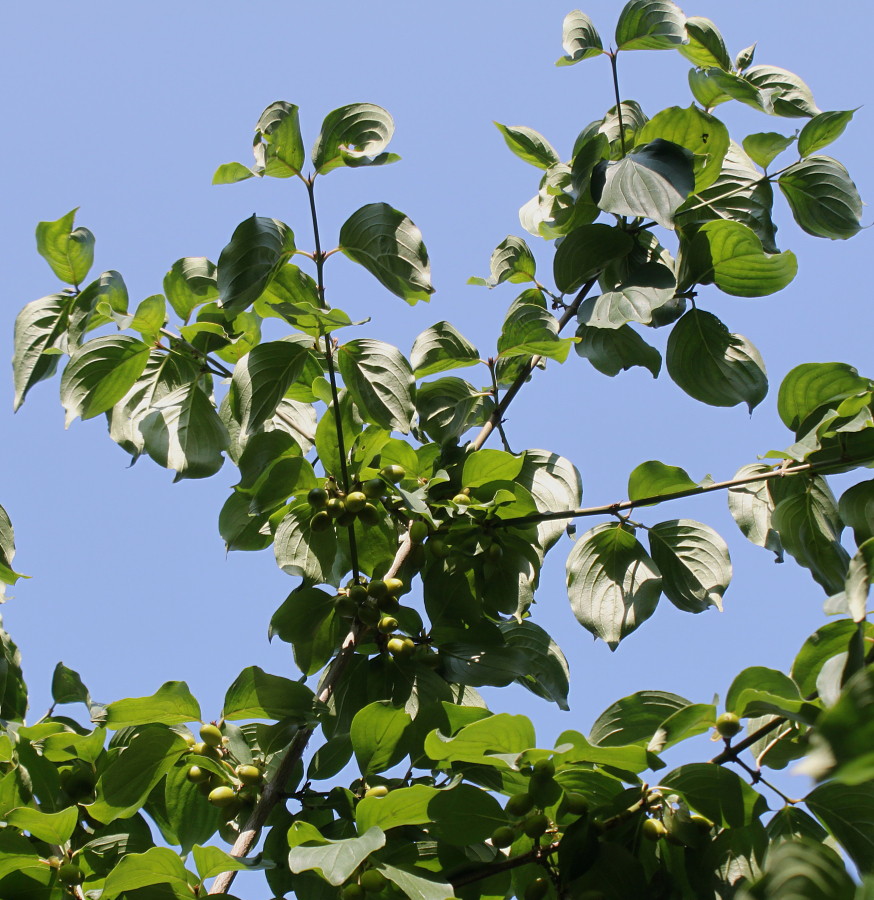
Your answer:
1;2;871;890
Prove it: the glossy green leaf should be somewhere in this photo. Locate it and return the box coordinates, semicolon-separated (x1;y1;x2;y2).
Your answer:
586;265;677;329
637;105;729;192
648;519;731;613
0;619;27;723
566;522;662;649
212;161;255;184
12;293;66;411
378;862;456;900
726;666;805;719
594;139;695;228
101;846;194;898
0;508;24;598
191;843;256;880
575;320;661;378
778;156;863;240
682;219;797;297
499;620;570;711
798;109;856;157
556;10;603;65
158;761;222;854
553;728;653;772
494;123;560;169
36;208;95;285
270;587;341;676
416;377;493;443
438;634;527;688
553;224;634;294
742;131;795;169
687;67;734;109
806;781;874;874
139;381;229;480
217;215;296;316
520;162;597;240
778;362;871;431
515;449;583;554
615;0;687;51
163;257;218;323
5;806;78;844
51;661;89;706
744;65;820;118
660;763;767;827
350;702;412;776
423;713;534;767
339;203;433;304
727;463;784;560
256;100;305;176
678;17;730;69
647;702;716;753
845;539;874;623
840;480;874;545
666;309;767;411
70;269;130;343
312;103;395;173
497;292;575;362
589;690;689;746
628;460;698;503
468;235;536;288
105;682;200;729
748;837;855;899
355;784;437;832
463;449;524;488
287;823;385;885
60;334;151;425
223;666;314;721
410;321;480;377
337;338;415;433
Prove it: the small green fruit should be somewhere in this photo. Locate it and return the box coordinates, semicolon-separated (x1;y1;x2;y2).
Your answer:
387;637;415;657
326;498;346;518
377;593;400;613
193;742;222;761
360;869;388;892
364;785;389;798
429;537;449;558
310;510;332;532
563;791;589;816
307;487;329;509
345;491;367;513
642;817;667;841
521;813;550;839
186;765;210;784
525;877;549;900
487;542;504;562
380;465;406;483
452;493;471;506
367;579;388;599
357;602;382;626
716;712;742;738
235;765;263;786
378;616;399;634
200;724;223;748
690;814;714;833
342;884;366;900
362;478;384;499
505;792;535;817
409;521;429;543
349;584;369;603
358;503;381;526
384;577;404;596
208;786;237;808
58;863;85;886
533;758;555;778
491;825;517;848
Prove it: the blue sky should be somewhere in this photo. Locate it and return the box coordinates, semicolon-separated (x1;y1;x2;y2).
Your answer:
1;1;871;888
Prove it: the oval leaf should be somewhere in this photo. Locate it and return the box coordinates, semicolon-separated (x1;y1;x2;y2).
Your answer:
337;338;415;433
615;0;687;51
778;156;863;240
557;10;603;65
312;103;395;174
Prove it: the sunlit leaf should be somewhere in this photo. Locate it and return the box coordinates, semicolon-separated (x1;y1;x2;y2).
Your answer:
557;10;603;65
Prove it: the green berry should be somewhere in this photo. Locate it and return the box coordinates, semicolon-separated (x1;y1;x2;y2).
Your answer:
533;758;555;778
525;877;549;900
367;579;388;599
358;503;381;526
377;593;400;613
380;465;406;483
307;487;328;509
409;521;429;543
193;742;221;761
341;884;366;900
349;584;369;603
716;712;742;738
563;791;589;816
521;813;550;839
208;786;237;808
357;602;381;626
310;510;332;532
235;765;263;786
487;542;504;562
58;863;85;886
326;498;346;518
360;869;387;892
505;792;535;817
200;724;223;748
491;825;517;848
642;818;667;841
429;537;450;558
690;814;714;833
452;493;471;506
364;785;389;798
378;616;399;634
384;577;404;596
387;637;415;657
345;491;367;513
362;478;384;499
186;765;210;784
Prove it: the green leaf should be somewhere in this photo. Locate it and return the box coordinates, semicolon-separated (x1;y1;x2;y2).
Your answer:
60;335;151;425
660;763;767;827
556;10;603;65
287;823;386;885
356;784;437;832
798;109;856;157
553;224;634;294
845;539;874;623
337;339;415;432
575;319;662;378
515;449;583;554
105;682;201;729
270;587;342;676
463;449;524;488
677;16;730;69
615;0;687;51
791;620;873;696
494;123;560;169
566;522;662;649
553;729;653;772
667;309;767;411
416;377;493;444
70;270;130;344
749;837;856;899
312;103;395;174
438;633;528;688
101;846;193;899
499;620;570;711
0;618;27;722
727;463;784;561
377;861;456;900
589;690;689;746
743;65;820;118
648;520;731;613
212;161;256;185
51;661;89;706
682;219;797;297
350;702;412;776
647;702;717;753
468;235;536;288
35;208;95;285
585;265;677;330
778;362;871;432
0;508;24;599
410;322;480;377
217;215;296;316
158;761;222;854
637;105;729;192
139;381;229;480
778;156;863;240
840;480;874;546
223;666;314;722
191;843;256;880
726;666;805;720
256;100;306;176
231;339;311;436
497;293;575;363
742;131;796;169
736;42;757;71
806;781;874;874
339;203;433;304
594;139;694;228
628;460;698;504
687;67;734;109
5;806;78;844
423;713;535;767
163;257;218;323
12;293;67;411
